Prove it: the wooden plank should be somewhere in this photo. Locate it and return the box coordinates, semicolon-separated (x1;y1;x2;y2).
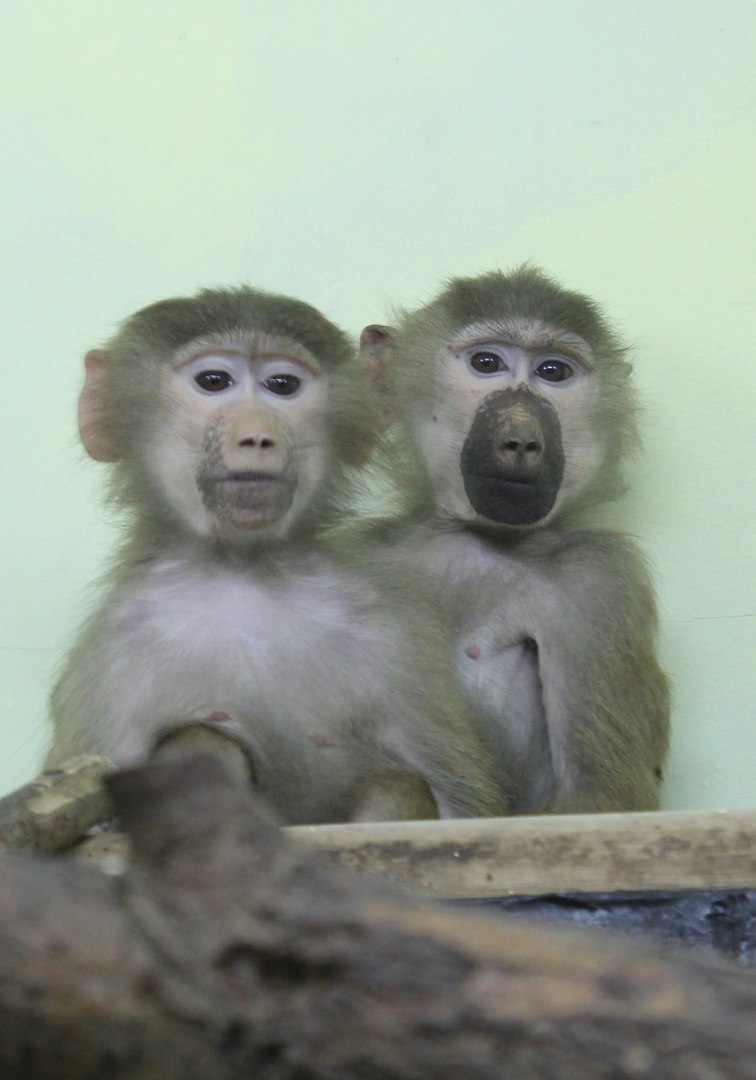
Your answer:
289;809;756;898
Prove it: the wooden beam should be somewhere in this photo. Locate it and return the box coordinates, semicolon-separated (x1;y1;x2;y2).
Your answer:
289;809;756;897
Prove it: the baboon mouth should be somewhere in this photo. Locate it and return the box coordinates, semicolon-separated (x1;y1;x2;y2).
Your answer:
467;472;538;488
462;470;559;525
211;472;280;483
199;467;298;529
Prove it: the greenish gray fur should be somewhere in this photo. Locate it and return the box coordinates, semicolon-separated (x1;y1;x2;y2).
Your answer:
346;265;669;813
47;286;507;824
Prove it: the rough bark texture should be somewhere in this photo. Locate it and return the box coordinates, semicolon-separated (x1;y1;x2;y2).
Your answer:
0;755;114;853
0;754;754;1080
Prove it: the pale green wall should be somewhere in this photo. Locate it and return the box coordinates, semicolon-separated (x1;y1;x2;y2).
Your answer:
1;0;753;806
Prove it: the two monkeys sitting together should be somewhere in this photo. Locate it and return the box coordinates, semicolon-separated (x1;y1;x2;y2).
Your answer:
47;266;669;824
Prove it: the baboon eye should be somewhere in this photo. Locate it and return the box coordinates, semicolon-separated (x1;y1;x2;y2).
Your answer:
194;370;235;392
469;351;504;374
263;373;301;396
534;356;574;383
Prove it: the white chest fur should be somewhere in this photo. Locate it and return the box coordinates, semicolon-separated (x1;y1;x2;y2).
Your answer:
95;553;395;784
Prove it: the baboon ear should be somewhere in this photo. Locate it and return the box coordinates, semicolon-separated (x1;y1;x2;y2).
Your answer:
360;321;401;395
359;324;398;389
78;349;121;462
358;325;400;434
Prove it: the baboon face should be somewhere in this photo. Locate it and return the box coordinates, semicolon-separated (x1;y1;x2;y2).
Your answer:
405;324;604;528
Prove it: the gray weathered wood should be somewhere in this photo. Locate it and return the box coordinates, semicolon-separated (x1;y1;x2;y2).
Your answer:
289;809;756;897
0;755;754;1079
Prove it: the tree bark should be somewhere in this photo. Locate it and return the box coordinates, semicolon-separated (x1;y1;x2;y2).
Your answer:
0;754;753;1080
0;755;114;853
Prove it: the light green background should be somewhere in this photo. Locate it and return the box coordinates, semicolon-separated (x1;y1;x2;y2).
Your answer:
1;1;753;806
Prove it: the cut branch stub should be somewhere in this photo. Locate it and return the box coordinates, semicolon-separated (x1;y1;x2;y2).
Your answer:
0;754;114;853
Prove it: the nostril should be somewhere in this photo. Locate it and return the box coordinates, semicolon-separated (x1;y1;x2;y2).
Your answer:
498;434;543;461
238;435;275;448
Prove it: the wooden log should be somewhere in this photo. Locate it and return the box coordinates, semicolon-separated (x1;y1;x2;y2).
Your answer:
15;723;252;867
0;755;114;854
289;809;756;897
70;805;756;898
0;754;753;1079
